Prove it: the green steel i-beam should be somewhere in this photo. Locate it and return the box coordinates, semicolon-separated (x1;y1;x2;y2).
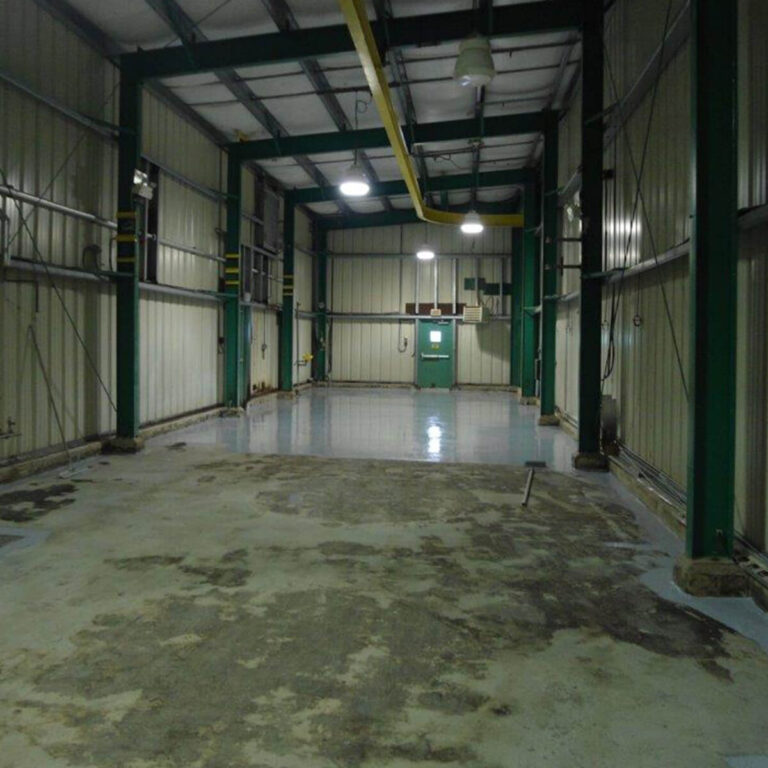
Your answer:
510;227;523;389
521;182;539;400
294;168;534;205
314;226;328;382
224;157;243;408
280;192;296;391
576;0;604;460
539;123;559;420
322;200;520;231
123;4;580;80
115;73;142;440
232;114;551;162
686;0;738;559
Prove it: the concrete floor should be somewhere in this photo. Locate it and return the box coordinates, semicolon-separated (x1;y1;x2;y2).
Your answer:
1;388;768;767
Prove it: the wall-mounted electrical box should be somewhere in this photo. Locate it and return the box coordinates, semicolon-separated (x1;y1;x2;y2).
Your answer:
463;305;490;324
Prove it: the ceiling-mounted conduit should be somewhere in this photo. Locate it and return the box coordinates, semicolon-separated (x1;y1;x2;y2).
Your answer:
338;0;524;229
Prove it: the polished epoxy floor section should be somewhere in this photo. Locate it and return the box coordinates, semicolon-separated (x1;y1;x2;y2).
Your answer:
151;387;577;470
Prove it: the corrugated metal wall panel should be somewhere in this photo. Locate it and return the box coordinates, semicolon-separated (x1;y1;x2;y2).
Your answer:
157;176;220;290
327;224;512;386
329;320;415;383
294;247;313;386
0;1;232;458
456;322;510;386
738;0;768;210
251;308;279;391
0;0;119;460
139;298;219;424
143;90;220;191
735;224;768;552
139;76;226;422
555;299;579;419
554;0;767;556
558;82;581;190
329;222;512;256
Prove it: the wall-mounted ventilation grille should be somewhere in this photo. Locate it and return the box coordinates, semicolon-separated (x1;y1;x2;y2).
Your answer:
463;305;489;324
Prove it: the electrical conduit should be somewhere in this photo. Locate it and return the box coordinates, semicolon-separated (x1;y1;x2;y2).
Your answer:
338;0;524;229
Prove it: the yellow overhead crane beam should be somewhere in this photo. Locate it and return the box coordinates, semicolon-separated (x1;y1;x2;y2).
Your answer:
338;0;524;229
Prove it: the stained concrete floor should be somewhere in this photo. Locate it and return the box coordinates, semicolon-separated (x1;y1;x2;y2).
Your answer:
1;390;768;767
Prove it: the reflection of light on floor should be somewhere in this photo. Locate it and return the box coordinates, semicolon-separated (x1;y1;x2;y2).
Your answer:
427;423;442;457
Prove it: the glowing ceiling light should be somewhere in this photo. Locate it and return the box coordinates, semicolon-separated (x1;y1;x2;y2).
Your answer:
460;211;484;235
416;245;435;260
338;162;370;197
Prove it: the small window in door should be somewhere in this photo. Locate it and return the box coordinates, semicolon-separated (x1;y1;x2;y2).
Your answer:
430;331;442;343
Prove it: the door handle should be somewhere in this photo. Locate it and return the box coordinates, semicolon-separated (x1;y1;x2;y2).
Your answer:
420;354;450;360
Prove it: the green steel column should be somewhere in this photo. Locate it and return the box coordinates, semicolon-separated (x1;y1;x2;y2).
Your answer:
280;192;295;391
521;181;539;400
115;72;142;440
539;122;559;423
686;0;738;559
510;228;523;388
314;226;328;381
224;152;243;408
575;0;605;463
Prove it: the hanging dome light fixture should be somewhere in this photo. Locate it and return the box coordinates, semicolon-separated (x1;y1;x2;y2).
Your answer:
339;91;370;197
339;162;370;197
461;211;484;235
453;35;496;88
416;245;436;260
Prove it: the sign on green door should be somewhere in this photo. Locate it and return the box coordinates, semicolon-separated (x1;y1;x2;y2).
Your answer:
417;320;454;389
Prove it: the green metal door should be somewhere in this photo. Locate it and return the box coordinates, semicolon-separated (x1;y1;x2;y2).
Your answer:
417;320;454;389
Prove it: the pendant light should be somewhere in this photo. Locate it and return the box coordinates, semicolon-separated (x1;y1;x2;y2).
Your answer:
339;93;370;197
453;35;496;88
339;164;370;197
416;221;435;260
461;211;484;235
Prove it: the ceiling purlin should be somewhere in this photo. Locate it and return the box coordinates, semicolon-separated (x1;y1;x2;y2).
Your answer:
261;0;392;212
144;0;351;213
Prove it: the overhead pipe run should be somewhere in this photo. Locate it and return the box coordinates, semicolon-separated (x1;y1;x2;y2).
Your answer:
337;0;524;230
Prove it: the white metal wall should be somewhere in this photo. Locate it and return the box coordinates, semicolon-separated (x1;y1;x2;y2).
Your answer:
554;0;768;551
294;208;313;385
327;223;513;385
0;0;119;459
242;166;282;394
251;308;279;391
141;104;222;424
0;0;247;457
